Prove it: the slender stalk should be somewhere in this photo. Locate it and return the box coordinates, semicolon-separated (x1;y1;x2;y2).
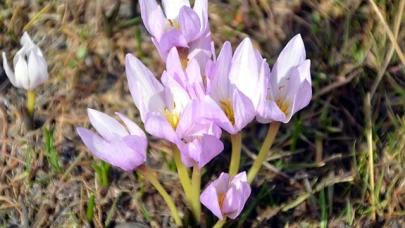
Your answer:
213;218;227;228
191;163;201;223
229;132;242;177
26;90;36;116
365;93;376;221
139;165;182;226
173;148;192;206
247;122;280;184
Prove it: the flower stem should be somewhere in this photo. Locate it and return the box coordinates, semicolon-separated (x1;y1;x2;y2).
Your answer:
213;218;227;228
173;147;192;207
26;90;36;117
247;122;280;184
229;132;242;177
191;163;201;223
139;165;182;226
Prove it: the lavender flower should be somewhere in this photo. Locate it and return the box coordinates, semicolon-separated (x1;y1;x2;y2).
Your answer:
77;109;147;171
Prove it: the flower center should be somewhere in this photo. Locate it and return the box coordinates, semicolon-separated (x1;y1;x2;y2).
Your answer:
220;99;235;125
177;47;189;70
217;192;226;209
276;96;289;116
165;102;179;129
168;19;180;30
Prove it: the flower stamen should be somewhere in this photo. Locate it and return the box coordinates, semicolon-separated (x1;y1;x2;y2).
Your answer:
220;99;235;125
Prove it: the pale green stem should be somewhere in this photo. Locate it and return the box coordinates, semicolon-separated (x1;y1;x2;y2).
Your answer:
247;122;280;184
27;90;36;116
139;165;182;226
191;163;201;223
173;148;192;207
229;132;242;177
213;218;227;228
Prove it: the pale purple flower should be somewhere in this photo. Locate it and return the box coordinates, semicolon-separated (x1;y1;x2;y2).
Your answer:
198;38;267;134
139;0;211;66
2;32;48;90
76;109;147;171
200;172;251;220
257;34;312;124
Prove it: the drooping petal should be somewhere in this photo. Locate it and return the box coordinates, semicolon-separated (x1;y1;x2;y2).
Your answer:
158;29;189;53
139;0;167;40
200;183;223;220
162;0;190;20
272;34;306;84
27;51;48;90
87;109;128;140
198;134;224;168
144;112;178;144
2;52;16;86
232;89;256;133
115;112;147;138
76;127;109;162
179;6;201;42
14;55;29;90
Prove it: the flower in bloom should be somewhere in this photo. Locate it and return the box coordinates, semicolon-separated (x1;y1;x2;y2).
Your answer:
200;172;251;220
199;38;267;134
2;32;48;90
257;34;312;123
126;54;224;166
76;109;147;171
139;0;211;67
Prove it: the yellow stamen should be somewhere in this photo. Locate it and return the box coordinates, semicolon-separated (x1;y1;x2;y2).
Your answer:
168;19;180;30
219;99;235;125
276;97;289;116
217;192;226;208
165;103;179;130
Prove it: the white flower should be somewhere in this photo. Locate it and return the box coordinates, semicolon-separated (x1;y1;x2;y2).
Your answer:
2;32;48;90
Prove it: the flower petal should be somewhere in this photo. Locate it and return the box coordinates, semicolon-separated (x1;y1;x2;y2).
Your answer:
179;6;201;42
209;41;232;102
193;0;209;33
200;179;224;220
139;0;167;40
144;112;178;144
256;99;287;124
14;55;29;90
198;134;224;168
162;0;190;20
272;34;306;84
232;89;256;133
27;50;48;90
76;127;108;162
115;112;147;138
158;29;189;53
198;96;234;134
87;108;128;140
2;52;16;87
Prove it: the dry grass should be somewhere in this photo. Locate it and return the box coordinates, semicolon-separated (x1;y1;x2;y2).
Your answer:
1;0;405;227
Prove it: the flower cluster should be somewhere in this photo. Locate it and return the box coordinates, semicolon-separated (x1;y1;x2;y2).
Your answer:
73;0;311;226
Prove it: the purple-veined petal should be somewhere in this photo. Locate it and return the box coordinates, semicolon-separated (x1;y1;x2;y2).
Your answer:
188;33;212;76
229;38;260;102
162;0;190;20
166;47;186;84
199;96;234;134
144;112;178;144
175;99;198;138
159;29;189;53
209;41;232;102
198;134;224;168
139;0;167;40
27;51;48;90
2;52;16;86
179;6;201;42
200;182;223;220
76;127;109;162
272;34;306;84
256;99;287;124
193;0;209;33
232;89;256;133
87;109;128;140
115;112;147;138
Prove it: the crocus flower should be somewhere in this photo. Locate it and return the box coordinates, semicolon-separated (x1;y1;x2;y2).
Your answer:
200;172;251;220
139;0;211;67
257;34;312;123
199;38;267;134
2;32;48;90
76;109;147;171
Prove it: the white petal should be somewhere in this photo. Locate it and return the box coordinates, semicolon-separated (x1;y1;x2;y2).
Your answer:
14;55;29;90
27;51;48;90
162;0;190;19
2;52;17;87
